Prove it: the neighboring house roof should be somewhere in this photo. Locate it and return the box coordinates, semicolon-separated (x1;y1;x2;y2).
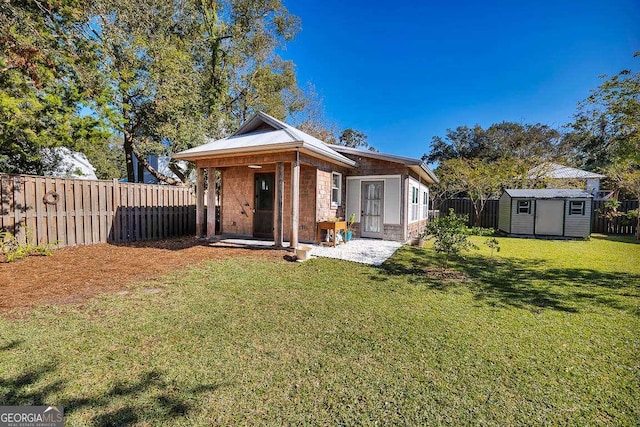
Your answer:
174;112;356;168
331;145;440;185
49;147;98;180
504;189;593;199
528;163;606;180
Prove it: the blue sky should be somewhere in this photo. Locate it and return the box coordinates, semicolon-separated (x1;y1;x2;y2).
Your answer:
283;0;639;159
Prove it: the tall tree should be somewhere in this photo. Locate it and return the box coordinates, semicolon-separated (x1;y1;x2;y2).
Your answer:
0;0;108;174
424;122;559;164
563;53;640;170
85;0;304;184
572;53;640;239
338;128;376;151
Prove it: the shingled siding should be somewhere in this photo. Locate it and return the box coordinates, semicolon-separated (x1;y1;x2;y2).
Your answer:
220;164;317;242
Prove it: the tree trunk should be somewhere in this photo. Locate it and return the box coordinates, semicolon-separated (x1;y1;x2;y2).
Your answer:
137;157;145;183
123;134;135;183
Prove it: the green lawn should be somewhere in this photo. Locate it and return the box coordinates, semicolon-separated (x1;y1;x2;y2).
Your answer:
1;236;639;425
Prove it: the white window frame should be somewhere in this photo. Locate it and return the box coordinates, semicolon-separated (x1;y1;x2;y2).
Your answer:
331;172;342;208
410;185;419;222
422;190;429;219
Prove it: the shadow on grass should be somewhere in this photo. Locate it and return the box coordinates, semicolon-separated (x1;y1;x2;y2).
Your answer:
0;341;226;426
378;246;640;314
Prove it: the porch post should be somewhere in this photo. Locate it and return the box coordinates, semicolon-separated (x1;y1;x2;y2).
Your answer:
196;167;205;238
274;162;284;247
290;152;300;248
206;167;217;238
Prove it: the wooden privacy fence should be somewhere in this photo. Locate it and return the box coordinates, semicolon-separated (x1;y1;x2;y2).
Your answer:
437;198;638;235
0;174;196;247
436;199;500;229
591;200;638;235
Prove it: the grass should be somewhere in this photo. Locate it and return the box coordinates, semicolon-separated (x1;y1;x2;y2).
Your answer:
1;236;639;425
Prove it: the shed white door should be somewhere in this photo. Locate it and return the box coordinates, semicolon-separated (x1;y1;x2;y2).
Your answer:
361;181;384;238
535;200;564;236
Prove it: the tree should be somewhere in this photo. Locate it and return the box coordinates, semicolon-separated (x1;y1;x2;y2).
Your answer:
0;0;108;174
424;209;477;268
568;53;640;238
424;122;560;164
435;158;529;226
84;0;304;184
338;128;375;150
605;160;640;240
563;53;640;171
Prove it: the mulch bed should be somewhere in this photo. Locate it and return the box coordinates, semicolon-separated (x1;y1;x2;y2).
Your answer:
0;237;289;317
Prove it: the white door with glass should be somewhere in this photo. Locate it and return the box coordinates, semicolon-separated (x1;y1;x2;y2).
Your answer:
361;181;384;238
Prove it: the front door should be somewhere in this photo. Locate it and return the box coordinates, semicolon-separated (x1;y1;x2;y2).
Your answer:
253;173;274;238
361;181;384;239
535;199;564;236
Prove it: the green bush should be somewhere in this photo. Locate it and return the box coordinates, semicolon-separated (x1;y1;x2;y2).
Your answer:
0;229;54;262
424;209;478;267
464;226;495;236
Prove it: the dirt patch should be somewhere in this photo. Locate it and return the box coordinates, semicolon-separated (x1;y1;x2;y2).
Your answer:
0;237;289;317
424;267;468;281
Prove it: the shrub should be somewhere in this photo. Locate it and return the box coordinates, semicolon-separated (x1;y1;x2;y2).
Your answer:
424;209;478;268
0;229;54;262
465;226;495;236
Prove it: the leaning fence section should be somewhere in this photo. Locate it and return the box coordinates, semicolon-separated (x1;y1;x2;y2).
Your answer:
0;174;196;247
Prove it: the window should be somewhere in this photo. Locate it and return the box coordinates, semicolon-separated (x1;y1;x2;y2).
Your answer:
517;200;531;214
331;172;342;207
422;191;429;219
410;186;419;221
570;200;585;215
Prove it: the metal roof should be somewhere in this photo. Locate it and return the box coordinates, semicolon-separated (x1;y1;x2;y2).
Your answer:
504;189;593;199
331;145;439;184
528;163;606;179
173;112;356;167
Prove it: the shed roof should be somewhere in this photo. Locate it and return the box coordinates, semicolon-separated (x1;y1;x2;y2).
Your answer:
504;189;593;199
173;112;356;167
528;163;606;179
331;145;439;185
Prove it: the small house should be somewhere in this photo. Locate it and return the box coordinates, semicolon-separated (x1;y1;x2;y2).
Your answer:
173;112;438;246
498;189;593;238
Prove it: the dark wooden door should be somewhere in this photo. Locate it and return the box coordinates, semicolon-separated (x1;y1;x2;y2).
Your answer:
253;173;275;238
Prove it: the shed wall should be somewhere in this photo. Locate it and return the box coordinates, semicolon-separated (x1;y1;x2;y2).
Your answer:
498;193;511;233
564;198;592;238
510;198;534;234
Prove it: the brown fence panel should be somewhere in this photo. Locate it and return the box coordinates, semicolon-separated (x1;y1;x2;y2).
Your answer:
591;200;638;235
0;174;196;247
437;198;499;229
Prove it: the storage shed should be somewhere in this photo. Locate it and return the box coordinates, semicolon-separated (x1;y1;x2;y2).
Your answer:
498;189;593;238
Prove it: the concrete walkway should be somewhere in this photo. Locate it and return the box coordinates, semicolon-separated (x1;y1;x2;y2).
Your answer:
213;237;402;266
307;239;402;266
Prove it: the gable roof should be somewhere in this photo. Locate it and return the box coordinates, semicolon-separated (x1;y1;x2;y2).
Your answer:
528;163;606;180
173;112;356;167
331;145;439;184
504;189;593;199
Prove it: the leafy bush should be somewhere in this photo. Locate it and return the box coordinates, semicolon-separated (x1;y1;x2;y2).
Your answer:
465;226;495;236
0;229;54;262
424;209;478;267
